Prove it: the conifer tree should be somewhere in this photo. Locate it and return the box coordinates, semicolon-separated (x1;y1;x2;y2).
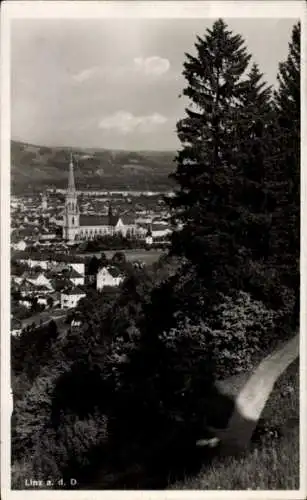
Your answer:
168;19;255;296
272;21;300;327
235;63;274;262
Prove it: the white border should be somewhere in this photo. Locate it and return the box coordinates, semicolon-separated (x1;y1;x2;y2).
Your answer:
1;1;306;500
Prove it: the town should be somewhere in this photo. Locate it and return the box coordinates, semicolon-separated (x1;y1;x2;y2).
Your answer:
11;155;173;336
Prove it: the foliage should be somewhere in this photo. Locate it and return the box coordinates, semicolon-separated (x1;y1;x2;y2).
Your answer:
11;301;33;321
79;234;146;252
12;368;64;460
204;291;275;375
11;319;60;380
272;21;300;329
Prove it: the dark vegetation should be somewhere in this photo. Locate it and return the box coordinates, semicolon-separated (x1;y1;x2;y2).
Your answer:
77;234;169;252
11;20;300;489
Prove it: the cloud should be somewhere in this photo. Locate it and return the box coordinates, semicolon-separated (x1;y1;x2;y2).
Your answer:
133;56;170;76
72;66;102;83
98;111;167;134
72;56;170;85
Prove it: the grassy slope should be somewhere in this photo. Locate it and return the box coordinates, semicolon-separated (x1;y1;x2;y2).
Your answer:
170;359;299;490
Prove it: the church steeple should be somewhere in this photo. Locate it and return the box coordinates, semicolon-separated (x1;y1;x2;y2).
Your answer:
68;153;76;193
63;153;80;242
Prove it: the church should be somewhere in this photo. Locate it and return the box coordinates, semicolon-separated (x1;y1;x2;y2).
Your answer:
62;156;141;242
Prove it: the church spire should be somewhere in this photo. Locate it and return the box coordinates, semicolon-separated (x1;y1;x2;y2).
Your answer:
68;153;76;193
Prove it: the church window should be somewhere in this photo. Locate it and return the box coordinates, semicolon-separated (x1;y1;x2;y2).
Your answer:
72;217;75;225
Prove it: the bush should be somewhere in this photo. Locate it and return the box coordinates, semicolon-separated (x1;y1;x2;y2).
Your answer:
30;412;109;483
204;290;275;377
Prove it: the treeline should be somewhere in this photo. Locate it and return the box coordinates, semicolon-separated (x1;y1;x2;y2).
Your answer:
78;234;169;252
78;234;146;252
11;20;300;489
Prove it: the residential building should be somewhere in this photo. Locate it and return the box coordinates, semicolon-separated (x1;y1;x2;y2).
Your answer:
145;227;153;247
96;266;124;291
60;287;86;309
24;271;53;291
13;240;27;251
67;267;85;286
11;319;22;337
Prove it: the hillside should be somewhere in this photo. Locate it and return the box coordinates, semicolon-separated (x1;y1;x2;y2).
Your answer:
11;140;176;193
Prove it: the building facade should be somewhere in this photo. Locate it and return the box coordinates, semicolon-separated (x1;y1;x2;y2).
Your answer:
96;266;124;291
61;287;86;309
62;156;143;242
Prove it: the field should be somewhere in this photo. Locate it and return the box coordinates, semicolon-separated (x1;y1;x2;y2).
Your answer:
77;248;164;265
170;359;300;490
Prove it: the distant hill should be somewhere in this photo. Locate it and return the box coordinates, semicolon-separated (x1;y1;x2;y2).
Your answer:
11;140;177;193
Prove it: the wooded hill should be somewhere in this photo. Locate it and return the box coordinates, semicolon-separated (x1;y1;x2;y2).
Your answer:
11;140;176;192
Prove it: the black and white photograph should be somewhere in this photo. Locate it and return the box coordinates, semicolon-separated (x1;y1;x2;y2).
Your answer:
1;1;306;497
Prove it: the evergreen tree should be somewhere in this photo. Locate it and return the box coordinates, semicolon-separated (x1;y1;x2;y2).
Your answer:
168;19;254;297
235;63;273;254
272;21;300;327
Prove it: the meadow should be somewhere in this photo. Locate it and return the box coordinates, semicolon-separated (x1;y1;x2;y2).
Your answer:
77;248;163;265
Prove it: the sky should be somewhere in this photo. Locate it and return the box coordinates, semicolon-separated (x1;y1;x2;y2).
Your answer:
11;17;297;150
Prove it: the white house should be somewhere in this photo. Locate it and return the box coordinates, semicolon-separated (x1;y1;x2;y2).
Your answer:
145;227;153;246
12;275;23;285
61;287;86;309
96;266;124;291
26;272;53;291
37;296;49;307
18;258;49;270
11;319;22;336
69;262;85;276
68;267;85;286
40;233;57;241
13;240;27;251
18;299;32;309
151;223;172;240
71;319;82;328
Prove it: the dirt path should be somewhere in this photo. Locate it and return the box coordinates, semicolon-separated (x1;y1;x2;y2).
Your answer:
207;334;299;451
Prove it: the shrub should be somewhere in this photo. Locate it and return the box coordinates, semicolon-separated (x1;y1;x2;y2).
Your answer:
205;290;276;377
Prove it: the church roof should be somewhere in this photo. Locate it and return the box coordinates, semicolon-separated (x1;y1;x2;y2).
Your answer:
79;214;133;227
79;215;110;227
120;214;136;225
109;214;120;226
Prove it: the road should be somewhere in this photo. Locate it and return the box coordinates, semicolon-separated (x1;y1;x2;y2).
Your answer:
21;309;67;330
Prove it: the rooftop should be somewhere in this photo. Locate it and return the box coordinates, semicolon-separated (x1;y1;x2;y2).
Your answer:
79;215;110;227
98;265;123;278
62;286;86;296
